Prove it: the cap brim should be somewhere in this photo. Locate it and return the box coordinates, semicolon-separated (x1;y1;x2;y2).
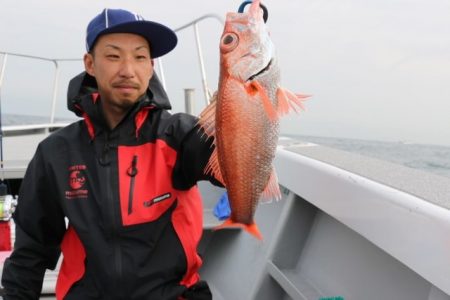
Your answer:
97;20;177;58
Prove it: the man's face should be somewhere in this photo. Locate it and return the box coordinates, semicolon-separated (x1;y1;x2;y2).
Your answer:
84;33;153;112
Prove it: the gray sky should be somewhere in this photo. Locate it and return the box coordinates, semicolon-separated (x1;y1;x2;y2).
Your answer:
1;0;449;146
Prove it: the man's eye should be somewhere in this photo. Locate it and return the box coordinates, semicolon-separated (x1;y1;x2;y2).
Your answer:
136;55;147;60
106;54;119;59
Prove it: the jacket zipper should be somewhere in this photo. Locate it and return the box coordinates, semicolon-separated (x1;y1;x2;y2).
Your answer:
102;133;123;296
127;155;138;215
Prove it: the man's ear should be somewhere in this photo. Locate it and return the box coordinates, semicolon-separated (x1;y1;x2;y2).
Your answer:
84;53;95;77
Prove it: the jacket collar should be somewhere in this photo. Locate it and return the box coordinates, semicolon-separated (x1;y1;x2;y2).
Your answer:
67;71;171;119
66;71;171;138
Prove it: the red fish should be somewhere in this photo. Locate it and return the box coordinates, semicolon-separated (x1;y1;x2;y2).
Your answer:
198;0;307;239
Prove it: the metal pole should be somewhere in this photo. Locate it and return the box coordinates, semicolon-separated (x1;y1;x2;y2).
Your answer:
174;14;224;32
156;58;167;91
49;60;60;125
0;54;7;182
184;88;195;115
0;54;7;95
193;23;211;106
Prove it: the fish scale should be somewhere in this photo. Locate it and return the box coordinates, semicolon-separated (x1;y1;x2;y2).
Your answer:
219;85;276;223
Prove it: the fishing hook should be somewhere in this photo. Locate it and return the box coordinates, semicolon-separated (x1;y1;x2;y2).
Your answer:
237;0;269;23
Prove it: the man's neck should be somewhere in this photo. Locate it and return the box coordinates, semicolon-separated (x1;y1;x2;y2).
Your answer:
101;102;129;130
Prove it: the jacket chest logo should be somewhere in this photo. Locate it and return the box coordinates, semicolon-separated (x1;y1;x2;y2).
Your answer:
66;165;89;199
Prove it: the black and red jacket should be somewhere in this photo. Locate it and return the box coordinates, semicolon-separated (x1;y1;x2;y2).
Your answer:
1;72;217;299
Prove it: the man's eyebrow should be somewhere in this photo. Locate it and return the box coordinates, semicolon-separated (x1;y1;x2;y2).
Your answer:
104;44;121;50
135;45;150;51
103;44;149;51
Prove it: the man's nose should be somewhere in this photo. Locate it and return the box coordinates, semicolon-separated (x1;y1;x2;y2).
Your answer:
118;58;135;78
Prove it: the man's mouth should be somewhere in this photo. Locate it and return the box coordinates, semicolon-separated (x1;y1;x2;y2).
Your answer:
113;82;139;90
247;59;272;82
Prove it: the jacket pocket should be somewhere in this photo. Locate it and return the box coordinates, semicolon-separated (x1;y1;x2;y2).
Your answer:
118;142;177;226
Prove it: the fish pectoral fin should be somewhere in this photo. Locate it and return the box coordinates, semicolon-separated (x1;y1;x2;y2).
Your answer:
197;92;218;139
247;81;278;122
260;168;282;203
276;87;309;117
214;219;263;240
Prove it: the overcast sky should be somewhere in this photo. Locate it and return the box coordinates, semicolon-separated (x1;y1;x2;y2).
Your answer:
0;0;449;146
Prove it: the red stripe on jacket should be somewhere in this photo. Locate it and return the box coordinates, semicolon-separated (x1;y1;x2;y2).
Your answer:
173;187;204;287
55;226;86;300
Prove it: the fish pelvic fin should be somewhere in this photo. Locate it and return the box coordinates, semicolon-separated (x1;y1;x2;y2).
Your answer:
197;94;225;185
277;87;310;117
261;168;282;203
214;219;263;240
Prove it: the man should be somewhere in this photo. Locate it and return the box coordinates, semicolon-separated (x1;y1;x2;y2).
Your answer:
1;8;217;300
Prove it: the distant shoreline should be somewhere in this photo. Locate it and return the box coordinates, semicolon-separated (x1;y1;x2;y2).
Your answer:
1;113;76;126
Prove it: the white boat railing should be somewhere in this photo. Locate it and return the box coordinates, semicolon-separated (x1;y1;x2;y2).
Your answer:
0;14;223;131
0;52;80;125
170;14;224;105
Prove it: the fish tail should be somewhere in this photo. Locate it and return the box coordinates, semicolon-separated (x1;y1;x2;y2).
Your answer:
244;222;263;240
214;219;263;240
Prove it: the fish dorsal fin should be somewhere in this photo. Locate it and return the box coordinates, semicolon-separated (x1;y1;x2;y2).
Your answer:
276;87;309;116
204;148;225;185
197;94;225;185
260;168;282;203
198;92;218;138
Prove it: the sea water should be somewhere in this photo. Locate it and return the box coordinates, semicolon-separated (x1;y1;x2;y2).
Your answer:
292;135;450;179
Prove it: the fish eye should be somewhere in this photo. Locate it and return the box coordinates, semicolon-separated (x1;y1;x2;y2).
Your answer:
220;33;239;52
223;35;234;45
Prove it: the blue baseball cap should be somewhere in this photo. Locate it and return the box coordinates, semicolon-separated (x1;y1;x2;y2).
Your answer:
86;8;177;58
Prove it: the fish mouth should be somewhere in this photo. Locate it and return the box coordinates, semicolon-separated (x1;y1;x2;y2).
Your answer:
246;59;273;82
